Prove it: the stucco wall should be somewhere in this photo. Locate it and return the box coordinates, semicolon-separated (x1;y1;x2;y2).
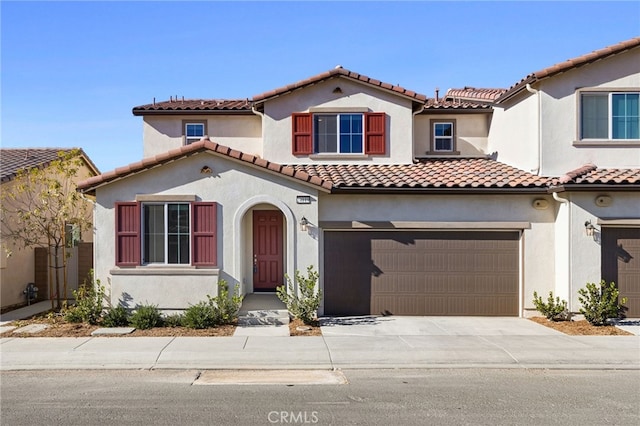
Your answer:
0;161;96;309
93;152;319;310
489;49;640;176
318;193;557;316
414;113;490;156
262;78;415;165
142;115;263;159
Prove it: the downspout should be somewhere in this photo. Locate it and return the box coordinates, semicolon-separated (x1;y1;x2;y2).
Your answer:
412;104;426;160
526;84;541;175
552;191;572;311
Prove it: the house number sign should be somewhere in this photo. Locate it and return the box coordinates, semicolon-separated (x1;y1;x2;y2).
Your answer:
296;195;311;204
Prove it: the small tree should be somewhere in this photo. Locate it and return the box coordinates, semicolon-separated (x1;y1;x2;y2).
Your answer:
0;149;93;310
277;265;322;325
578;280;627;326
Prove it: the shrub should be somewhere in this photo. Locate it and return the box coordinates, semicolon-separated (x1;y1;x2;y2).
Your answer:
209;280;243;325
182;280;243;329
532;291;571;321
102;305;130;327
64;273;105;325
130;303;162;329
183;302;217;329
277;265;322;325
578;280;627;326
163;313;185;328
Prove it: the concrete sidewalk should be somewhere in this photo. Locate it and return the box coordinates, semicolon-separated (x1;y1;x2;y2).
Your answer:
2;331;638;371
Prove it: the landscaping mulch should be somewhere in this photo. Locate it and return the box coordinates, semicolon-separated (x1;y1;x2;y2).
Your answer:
288;318;322;336
529;316;633;336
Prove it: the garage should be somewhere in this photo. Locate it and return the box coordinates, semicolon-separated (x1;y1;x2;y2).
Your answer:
323;231;520;316
602;227;640;318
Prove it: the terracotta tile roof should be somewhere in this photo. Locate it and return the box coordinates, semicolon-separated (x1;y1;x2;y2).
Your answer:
132;99;253;115
445;87;507;102
252;66;427;104
496;37;640;104
554;164;640;185
423;99;492;110
292;158;549;190
1;148;98;183
76;139;334;194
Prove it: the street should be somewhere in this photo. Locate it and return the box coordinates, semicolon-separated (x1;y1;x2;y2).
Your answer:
1;369;638;425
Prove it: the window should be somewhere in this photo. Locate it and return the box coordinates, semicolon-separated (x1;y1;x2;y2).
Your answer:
115;201;217;267
182;120;207;145
143;203;190;264
292;112;385;155
581;92;639;140
428;119;457;154
314;114;363;153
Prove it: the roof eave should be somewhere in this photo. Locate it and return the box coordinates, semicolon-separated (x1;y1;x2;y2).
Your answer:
331;186;548;195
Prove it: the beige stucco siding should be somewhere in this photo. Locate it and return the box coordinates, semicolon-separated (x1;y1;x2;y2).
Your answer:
261;78;415;165
142;115;263;159
414;113;490;157
93;152;319;310
490;49;640;176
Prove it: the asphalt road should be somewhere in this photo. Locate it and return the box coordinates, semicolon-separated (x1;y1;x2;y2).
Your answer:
1;369;639;425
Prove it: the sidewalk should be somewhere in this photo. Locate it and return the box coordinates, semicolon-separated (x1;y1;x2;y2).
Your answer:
2;331;638;371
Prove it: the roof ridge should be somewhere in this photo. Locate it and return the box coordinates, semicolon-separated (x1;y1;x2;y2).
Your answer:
558;163;598;184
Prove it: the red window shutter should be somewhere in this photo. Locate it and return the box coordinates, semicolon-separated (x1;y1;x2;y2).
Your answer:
115;202;140;267
291;113;313;155
364;112;386;155
192;202;218;266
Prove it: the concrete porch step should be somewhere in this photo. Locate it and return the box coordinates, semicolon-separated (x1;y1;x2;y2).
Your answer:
237;309;290;326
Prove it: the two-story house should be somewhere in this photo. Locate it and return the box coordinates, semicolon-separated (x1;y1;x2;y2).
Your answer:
78;37;640;318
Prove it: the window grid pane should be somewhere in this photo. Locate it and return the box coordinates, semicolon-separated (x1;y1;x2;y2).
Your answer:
612;94;640;139
433;122;453;151
581;94;608;139
143;203;190;265
144;205;165;263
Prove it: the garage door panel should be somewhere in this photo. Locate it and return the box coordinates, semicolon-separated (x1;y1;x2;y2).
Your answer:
602;228;640;318
324;231;519;316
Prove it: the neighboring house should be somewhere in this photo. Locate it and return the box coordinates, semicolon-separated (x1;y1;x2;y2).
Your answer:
0;148;99;310
78;37;640;318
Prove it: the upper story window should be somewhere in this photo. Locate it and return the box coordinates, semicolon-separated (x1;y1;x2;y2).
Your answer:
581;92;639;140
183;120;208;145
314;114;363;154
428;119;458;154
292;112;385;155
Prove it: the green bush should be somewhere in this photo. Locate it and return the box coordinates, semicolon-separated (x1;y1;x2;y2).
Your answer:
578;280;627;326
209;280;243;325
182;280;243;329
183;302;217;329
130;303;162;330
101;305;130;327
64;273;105;325
163;313;185;328
277;265;322;325
532;291;570;321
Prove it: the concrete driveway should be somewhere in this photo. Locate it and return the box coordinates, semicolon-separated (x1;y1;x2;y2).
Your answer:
320;316;564;336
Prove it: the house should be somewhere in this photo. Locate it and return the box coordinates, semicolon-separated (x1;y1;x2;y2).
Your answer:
0;148;99;310
78;37;640;318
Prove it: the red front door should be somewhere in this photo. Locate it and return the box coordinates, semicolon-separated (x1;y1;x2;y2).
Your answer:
253;210;284;291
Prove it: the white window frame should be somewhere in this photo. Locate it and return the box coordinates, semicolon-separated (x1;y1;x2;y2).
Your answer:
580;91;640;140
141;203;191;265
313;113;364;154
184;122;206;145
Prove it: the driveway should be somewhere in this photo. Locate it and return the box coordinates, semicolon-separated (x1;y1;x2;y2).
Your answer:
320;316;564;336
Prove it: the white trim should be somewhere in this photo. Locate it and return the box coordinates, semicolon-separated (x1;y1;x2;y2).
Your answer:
234;195;296;294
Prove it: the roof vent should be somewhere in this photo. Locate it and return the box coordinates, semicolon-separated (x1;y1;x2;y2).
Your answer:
334;65;343;69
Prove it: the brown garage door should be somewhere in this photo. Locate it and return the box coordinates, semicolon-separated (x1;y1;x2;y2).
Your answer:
324;231;520;316
602;228;640;318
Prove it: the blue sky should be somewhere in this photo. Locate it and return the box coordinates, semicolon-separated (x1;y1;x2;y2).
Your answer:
2;1;639;172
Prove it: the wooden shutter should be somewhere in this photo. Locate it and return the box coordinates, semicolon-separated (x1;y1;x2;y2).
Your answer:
192;202;218;266
364;112;386;155
291;113;313;155
115;202;140;267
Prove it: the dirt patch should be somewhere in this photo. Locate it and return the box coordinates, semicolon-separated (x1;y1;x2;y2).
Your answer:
529;316;633;335
288;318;322;336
